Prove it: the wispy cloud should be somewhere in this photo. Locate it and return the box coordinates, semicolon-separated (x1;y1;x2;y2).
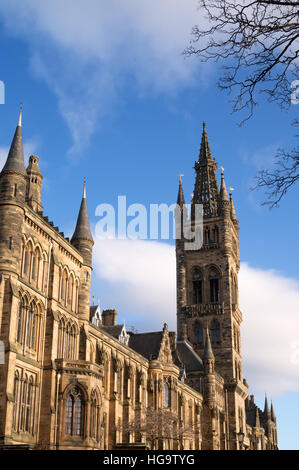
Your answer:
92;236;299;396
0;0;208;156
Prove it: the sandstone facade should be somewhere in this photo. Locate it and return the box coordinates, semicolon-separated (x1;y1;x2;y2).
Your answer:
0;111;278;450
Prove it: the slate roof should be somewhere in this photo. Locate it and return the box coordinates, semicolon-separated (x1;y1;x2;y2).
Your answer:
128;332;163;360
176;340;203;372
98;324;124;339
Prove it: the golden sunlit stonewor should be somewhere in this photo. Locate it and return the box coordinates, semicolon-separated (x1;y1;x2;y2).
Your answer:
0;113;277;450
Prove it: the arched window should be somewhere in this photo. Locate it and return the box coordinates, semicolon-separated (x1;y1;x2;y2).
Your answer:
209;268;220;302
59;269;68;303
192;268;203;304
17;299;24;343
65;387;84;437
27;302;37;349
63;323;76;360
74;281;79;313
210;319;220;343
194;322;203;343
65;323;71;359
68;275;74;311
213;225;219;243
25;377;34;432
20;375;28;431
90;390;100;440
57;318;65;358
22;243;32;278
163;382;170;408
205;227;211;244
13;371;20;431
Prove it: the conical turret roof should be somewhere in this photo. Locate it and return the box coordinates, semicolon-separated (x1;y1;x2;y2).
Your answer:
71;181;93;243
1;105;26;176
177;177;185;207
203;328;215;360
219;169;229;202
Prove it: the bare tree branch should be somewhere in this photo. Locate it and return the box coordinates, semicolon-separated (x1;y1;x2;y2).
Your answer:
185;0;299;206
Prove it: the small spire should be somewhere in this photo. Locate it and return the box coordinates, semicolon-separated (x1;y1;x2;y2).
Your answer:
83;177;86;199
271;400;276;421
177;175;185;206
264;394;270;417
198;121;213;162
18;102;22;127
71;180;93;243
203;328;214;360
229;190;237;221
219;168;229;202
1;106;26;175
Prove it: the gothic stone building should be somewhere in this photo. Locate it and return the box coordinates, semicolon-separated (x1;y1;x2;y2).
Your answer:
0;110;278;450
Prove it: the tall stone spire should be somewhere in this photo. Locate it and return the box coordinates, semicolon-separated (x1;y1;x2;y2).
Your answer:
71;180;93;244
1;104;26;176
192;122;219;217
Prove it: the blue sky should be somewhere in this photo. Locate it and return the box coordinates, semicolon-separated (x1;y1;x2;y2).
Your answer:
0;1;298;450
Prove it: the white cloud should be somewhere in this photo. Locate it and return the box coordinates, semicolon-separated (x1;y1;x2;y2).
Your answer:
93;236;299;396
0;0;209;155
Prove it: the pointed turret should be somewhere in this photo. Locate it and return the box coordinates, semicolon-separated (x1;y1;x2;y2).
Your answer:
71;180;94;268
271;401;276;422
177;176;185;207
219;169;229;202
255;407;261;428
203;328;215;360
229;191;237;222
72;180;94;320
219;168;230;217
192;122;219;217
264;395;271;418
1;105;26;176
72;180;93;244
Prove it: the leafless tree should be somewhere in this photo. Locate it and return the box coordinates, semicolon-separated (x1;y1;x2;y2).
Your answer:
185;1;299;207
115;406;198;450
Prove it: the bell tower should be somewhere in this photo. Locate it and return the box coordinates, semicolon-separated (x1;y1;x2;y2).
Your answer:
176;123;248;449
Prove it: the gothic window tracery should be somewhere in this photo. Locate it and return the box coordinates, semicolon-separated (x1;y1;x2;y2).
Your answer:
13;371;36;435
163;382;170;408
90;390;101;440
57;317;77;360
65;387;84;437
